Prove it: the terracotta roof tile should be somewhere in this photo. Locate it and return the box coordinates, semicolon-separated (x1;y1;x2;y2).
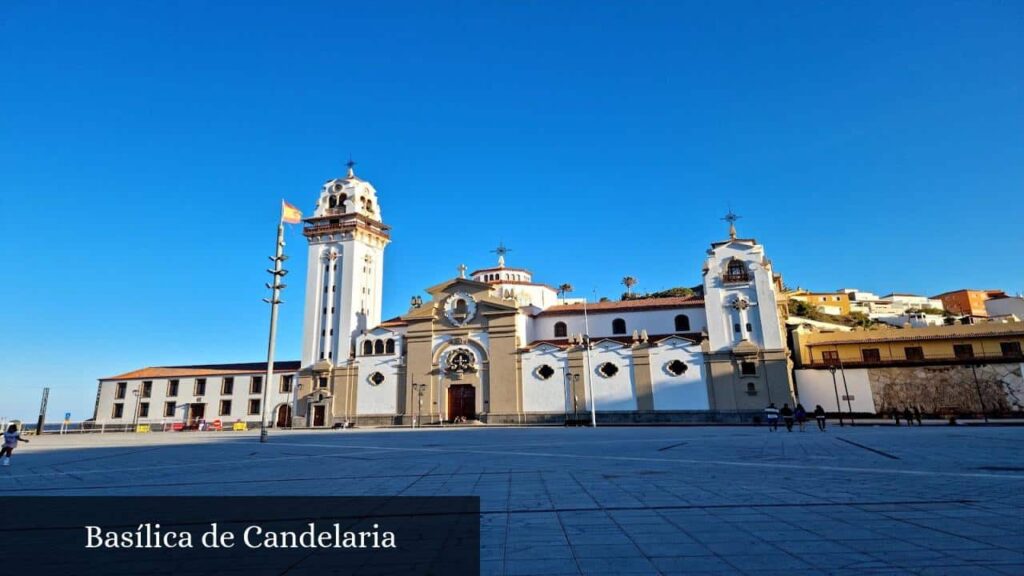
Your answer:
102;361;301;381
535;296;704;316
523;333;703;350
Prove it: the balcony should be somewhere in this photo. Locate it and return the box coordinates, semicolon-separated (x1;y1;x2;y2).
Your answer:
722;272;750;284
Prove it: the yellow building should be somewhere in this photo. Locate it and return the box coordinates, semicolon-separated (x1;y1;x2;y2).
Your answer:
791;322;1024;416
788;290;851;316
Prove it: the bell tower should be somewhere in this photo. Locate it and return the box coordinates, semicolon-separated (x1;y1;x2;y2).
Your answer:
300;161;390;367
701;210;793;410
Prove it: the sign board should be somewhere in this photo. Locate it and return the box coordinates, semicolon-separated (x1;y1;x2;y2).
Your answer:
842;395;855;401
232;422;248;431
64;412;71;422
135;424;151;433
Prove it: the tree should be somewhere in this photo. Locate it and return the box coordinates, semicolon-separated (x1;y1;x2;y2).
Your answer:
557;283;573;300
848;311;874;328
647;286;695;299
621;276;637;298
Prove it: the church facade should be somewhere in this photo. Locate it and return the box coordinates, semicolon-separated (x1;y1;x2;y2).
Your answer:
291;167;794;427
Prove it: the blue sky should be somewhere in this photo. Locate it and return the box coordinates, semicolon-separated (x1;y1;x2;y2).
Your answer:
1;1;1021;421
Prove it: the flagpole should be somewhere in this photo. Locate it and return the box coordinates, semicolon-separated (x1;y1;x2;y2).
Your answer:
260;220;287;443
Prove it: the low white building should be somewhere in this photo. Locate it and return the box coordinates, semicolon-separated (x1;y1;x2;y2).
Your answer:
843;289;946;327
986;296;1024;321
94;362;299;428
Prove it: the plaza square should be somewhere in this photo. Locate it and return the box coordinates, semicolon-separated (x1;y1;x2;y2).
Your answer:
3;425;1022;575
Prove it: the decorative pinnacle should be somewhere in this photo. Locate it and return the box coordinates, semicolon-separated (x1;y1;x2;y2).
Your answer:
722;207;741;240
491;241;511;267
346;155;356;178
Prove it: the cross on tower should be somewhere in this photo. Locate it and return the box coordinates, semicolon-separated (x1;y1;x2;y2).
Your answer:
491;242;511;267
722;208;741;240
346;155;357;177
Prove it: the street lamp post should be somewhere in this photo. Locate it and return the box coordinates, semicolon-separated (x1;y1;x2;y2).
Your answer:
411;383;427;428
582;296;597;428
970;364;989;423
132;388;141;431
836;348;854;426
563;372;580;426
827;365;844;427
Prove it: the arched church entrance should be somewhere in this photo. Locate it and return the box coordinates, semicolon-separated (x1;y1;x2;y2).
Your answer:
448;384;476;422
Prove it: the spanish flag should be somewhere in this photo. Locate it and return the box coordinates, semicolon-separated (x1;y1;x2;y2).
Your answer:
281;200;302;224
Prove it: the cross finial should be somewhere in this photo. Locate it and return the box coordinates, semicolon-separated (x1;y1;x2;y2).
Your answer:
346;155;356;178
458;263;467;279
722;206;741;239
491;241;511;267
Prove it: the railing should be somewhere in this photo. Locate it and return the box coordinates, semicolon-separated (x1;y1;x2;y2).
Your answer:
722;273;750;284
14;420;273;435
805;351;1024;369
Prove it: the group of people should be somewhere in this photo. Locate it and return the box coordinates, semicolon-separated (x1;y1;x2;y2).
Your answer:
763;403;828;432
892;406;924;426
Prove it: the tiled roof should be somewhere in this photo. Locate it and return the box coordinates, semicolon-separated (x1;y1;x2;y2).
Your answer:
379;316;408;327
523;332;703;350
470;266;532;276
101;361;302;381
535;296;704;316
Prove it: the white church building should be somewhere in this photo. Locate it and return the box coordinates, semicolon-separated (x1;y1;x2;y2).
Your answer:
94;166;795;427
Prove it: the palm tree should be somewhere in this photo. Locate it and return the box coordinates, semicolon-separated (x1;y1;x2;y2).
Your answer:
622;276;637;298
557;283;574;302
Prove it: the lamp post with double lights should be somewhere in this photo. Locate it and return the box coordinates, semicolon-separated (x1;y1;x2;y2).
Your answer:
411;383;428;428
826;364;844;427
564;372;580;425
131;388;141;431
970;363;989;423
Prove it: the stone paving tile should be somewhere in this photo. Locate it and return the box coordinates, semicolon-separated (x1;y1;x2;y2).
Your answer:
2;426;1022;575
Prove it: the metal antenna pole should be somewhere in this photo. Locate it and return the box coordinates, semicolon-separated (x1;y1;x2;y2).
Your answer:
261;222;287;443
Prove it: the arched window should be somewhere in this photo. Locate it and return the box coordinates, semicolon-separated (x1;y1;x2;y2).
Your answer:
362;341;373;356
674;314;690;332
612;318;627;335
385;339;395;354
374;340;384;355
328;196;337;208
725;259;748;282
365;199;373;212
554;322;568;338
452;299;469;322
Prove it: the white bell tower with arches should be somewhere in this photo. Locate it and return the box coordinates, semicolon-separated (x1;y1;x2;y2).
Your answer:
300;161;390;367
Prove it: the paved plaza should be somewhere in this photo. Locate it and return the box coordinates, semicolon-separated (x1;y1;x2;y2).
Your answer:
2;424;1022;575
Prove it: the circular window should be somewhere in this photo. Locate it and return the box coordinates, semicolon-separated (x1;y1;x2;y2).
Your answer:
666;360;688;376
598;362;619;378
536;364;555;380
368;372;385;386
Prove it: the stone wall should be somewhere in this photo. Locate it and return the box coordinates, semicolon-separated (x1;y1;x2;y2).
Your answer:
867;363;1024;414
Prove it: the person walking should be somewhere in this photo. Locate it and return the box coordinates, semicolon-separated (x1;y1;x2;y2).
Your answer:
893;408;902;426
903;407;914;426
794;404;807;432
813;405;827;431
780;403;794;432
914;406;923;426
764;403;779;432
1;424;30;466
